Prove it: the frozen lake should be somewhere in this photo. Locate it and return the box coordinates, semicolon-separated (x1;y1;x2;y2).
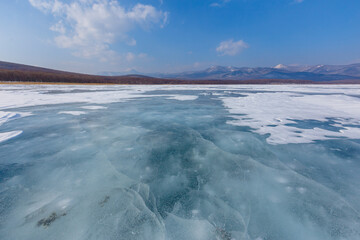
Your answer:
1;84;360;240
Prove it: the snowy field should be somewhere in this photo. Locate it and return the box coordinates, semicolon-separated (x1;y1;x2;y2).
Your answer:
0;84;360;239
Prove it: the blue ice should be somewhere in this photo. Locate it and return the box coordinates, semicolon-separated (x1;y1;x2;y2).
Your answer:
0;85;360;240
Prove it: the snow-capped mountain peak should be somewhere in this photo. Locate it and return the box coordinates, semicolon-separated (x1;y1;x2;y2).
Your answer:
274;64;287;69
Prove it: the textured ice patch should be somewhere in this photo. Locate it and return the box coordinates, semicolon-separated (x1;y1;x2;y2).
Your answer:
0;130;22;143
165;214;216;240
222;92;360;144
58;111;86;116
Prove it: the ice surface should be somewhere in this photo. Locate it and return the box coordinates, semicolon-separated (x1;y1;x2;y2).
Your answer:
0;84;360;240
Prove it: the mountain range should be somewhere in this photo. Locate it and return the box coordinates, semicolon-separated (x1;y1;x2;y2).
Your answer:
1;60;360;84
150;63;360;81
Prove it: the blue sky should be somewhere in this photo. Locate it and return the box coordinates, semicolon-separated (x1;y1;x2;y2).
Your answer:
0;0;359;74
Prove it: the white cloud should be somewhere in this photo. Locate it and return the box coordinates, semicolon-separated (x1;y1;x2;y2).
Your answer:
125;52;147;62
210;3;221;7
126;52;136;62
29;0;168;61
210;0;231;7
216;39;249;56
49;20;66;34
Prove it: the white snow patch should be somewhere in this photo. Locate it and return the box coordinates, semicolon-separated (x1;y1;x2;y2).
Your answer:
0;131;23;143
58;111;86;116
275;176;288;184
221;89;360;144
166;95;198;101
80;106;107;110
297;187;307;194
0;111;32;126
0;85;202;109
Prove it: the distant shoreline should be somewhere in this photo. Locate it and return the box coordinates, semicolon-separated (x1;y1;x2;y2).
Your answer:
0;81;119;85
1;81;359;85
0;69;318;84
1;61;360;85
